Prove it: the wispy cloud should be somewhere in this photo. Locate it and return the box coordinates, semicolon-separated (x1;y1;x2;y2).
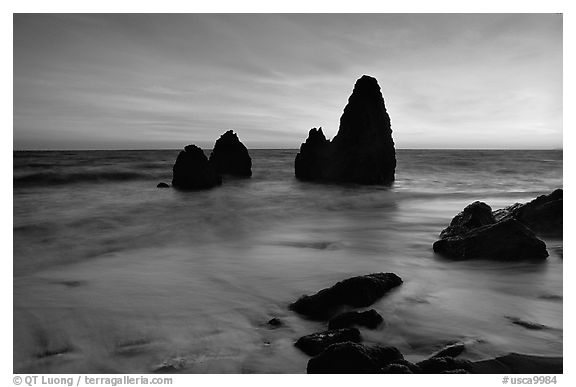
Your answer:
14;14;562;149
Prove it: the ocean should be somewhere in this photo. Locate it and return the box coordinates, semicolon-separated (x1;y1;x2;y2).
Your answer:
13;149;563;373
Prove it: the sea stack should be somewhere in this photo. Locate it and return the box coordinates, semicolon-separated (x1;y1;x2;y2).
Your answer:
295;75;396;184
171;145;222;190
209;130;252;177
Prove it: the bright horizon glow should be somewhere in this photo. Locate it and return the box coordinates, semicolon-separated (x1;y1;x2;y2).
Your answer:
13;14;562;150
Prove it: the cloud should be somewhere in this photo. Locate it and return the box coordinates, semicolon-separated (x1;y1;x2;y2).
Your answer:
14;14;562;149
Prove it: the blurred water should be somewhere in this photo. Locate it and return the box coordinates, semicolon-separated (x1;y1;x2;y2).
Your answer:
13;149;563;373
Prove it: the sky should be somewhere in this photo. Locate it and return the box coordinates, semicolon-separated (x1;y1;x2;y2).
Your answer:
13;13;562;149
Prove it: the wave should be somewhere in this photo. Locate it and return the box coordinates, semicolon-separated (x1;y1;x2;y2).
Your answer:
13;170;151;187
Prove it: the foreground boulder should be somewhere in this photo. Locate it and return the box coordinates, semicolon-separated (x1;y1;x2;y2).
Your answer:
433;202;548;261
295;328;361;356
209;130;252;177
328;309;384;330
172;145;222;190
290;273;403;319
307;342;403;374
295;75;396;185
494;189;563;237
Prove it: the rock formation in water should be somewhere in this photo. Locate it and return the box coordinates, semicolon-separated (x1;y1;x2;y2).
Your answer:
156;182;170;188
171;145;222;190
295;75;396;184
295;328;361;356
289;272;402;319
493;189;563;237
306;342;404;373
433;201;548;261
209;130;252;177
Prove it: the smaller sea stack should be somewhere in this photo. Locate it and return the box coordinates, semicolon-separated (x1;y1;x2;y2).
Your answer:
209;130;252;177
171;145;222;190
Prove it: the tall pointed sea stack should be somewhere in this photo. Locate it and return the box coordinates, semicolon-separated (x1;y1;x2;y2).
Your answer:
295;75;396;184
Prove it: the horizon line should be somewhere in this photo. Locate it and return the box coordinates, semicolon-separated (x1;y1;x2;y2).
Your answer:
13;147;564;152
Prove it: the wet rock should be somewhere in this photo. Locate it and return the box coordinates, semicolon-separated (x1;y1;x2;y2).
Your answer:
386;359;422;374
307;341;403;374
434;215;548;261
493;189;562;237
209;130;252;177
416;356;472;374
157;182;170;188
295;75;396;185
295;328;361;356
328;309;383;330
152;357;186;373
506;316;548;330
439;201;496;239
290;273;403;319
171;145;222;190
431;343;466;358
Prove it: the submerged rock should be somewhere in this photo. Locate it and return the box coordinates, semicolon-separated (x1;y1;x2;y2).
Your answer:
290;273;403;319
295;328;361;356
328;309;384;330
295;75;396;185
171;145;222;190
493;189;563;237
430;343;466;358
156;182;170;188
434;201;548;261
416;356;472;374
307;342;403;374
267;318;283;328
209;130;252;177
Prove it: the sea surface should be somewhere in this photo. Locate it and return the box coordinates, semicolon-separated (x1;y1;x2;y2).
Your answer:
13;149;563;373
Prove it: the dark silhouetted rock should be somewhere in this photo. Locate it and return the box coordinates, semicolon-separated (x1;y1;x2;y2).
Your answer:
171;145;222;190
290;273;403;319
209;130;252;177
493;189;563;237
328;309;384;330
157;182;170;188
430;343;466;358
294;128;330;181
307;342;403;374
295;75;396;185
416;357;472;374
468;353;562;374
433;218;548;261
295;328;361;356
434;201;548;261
